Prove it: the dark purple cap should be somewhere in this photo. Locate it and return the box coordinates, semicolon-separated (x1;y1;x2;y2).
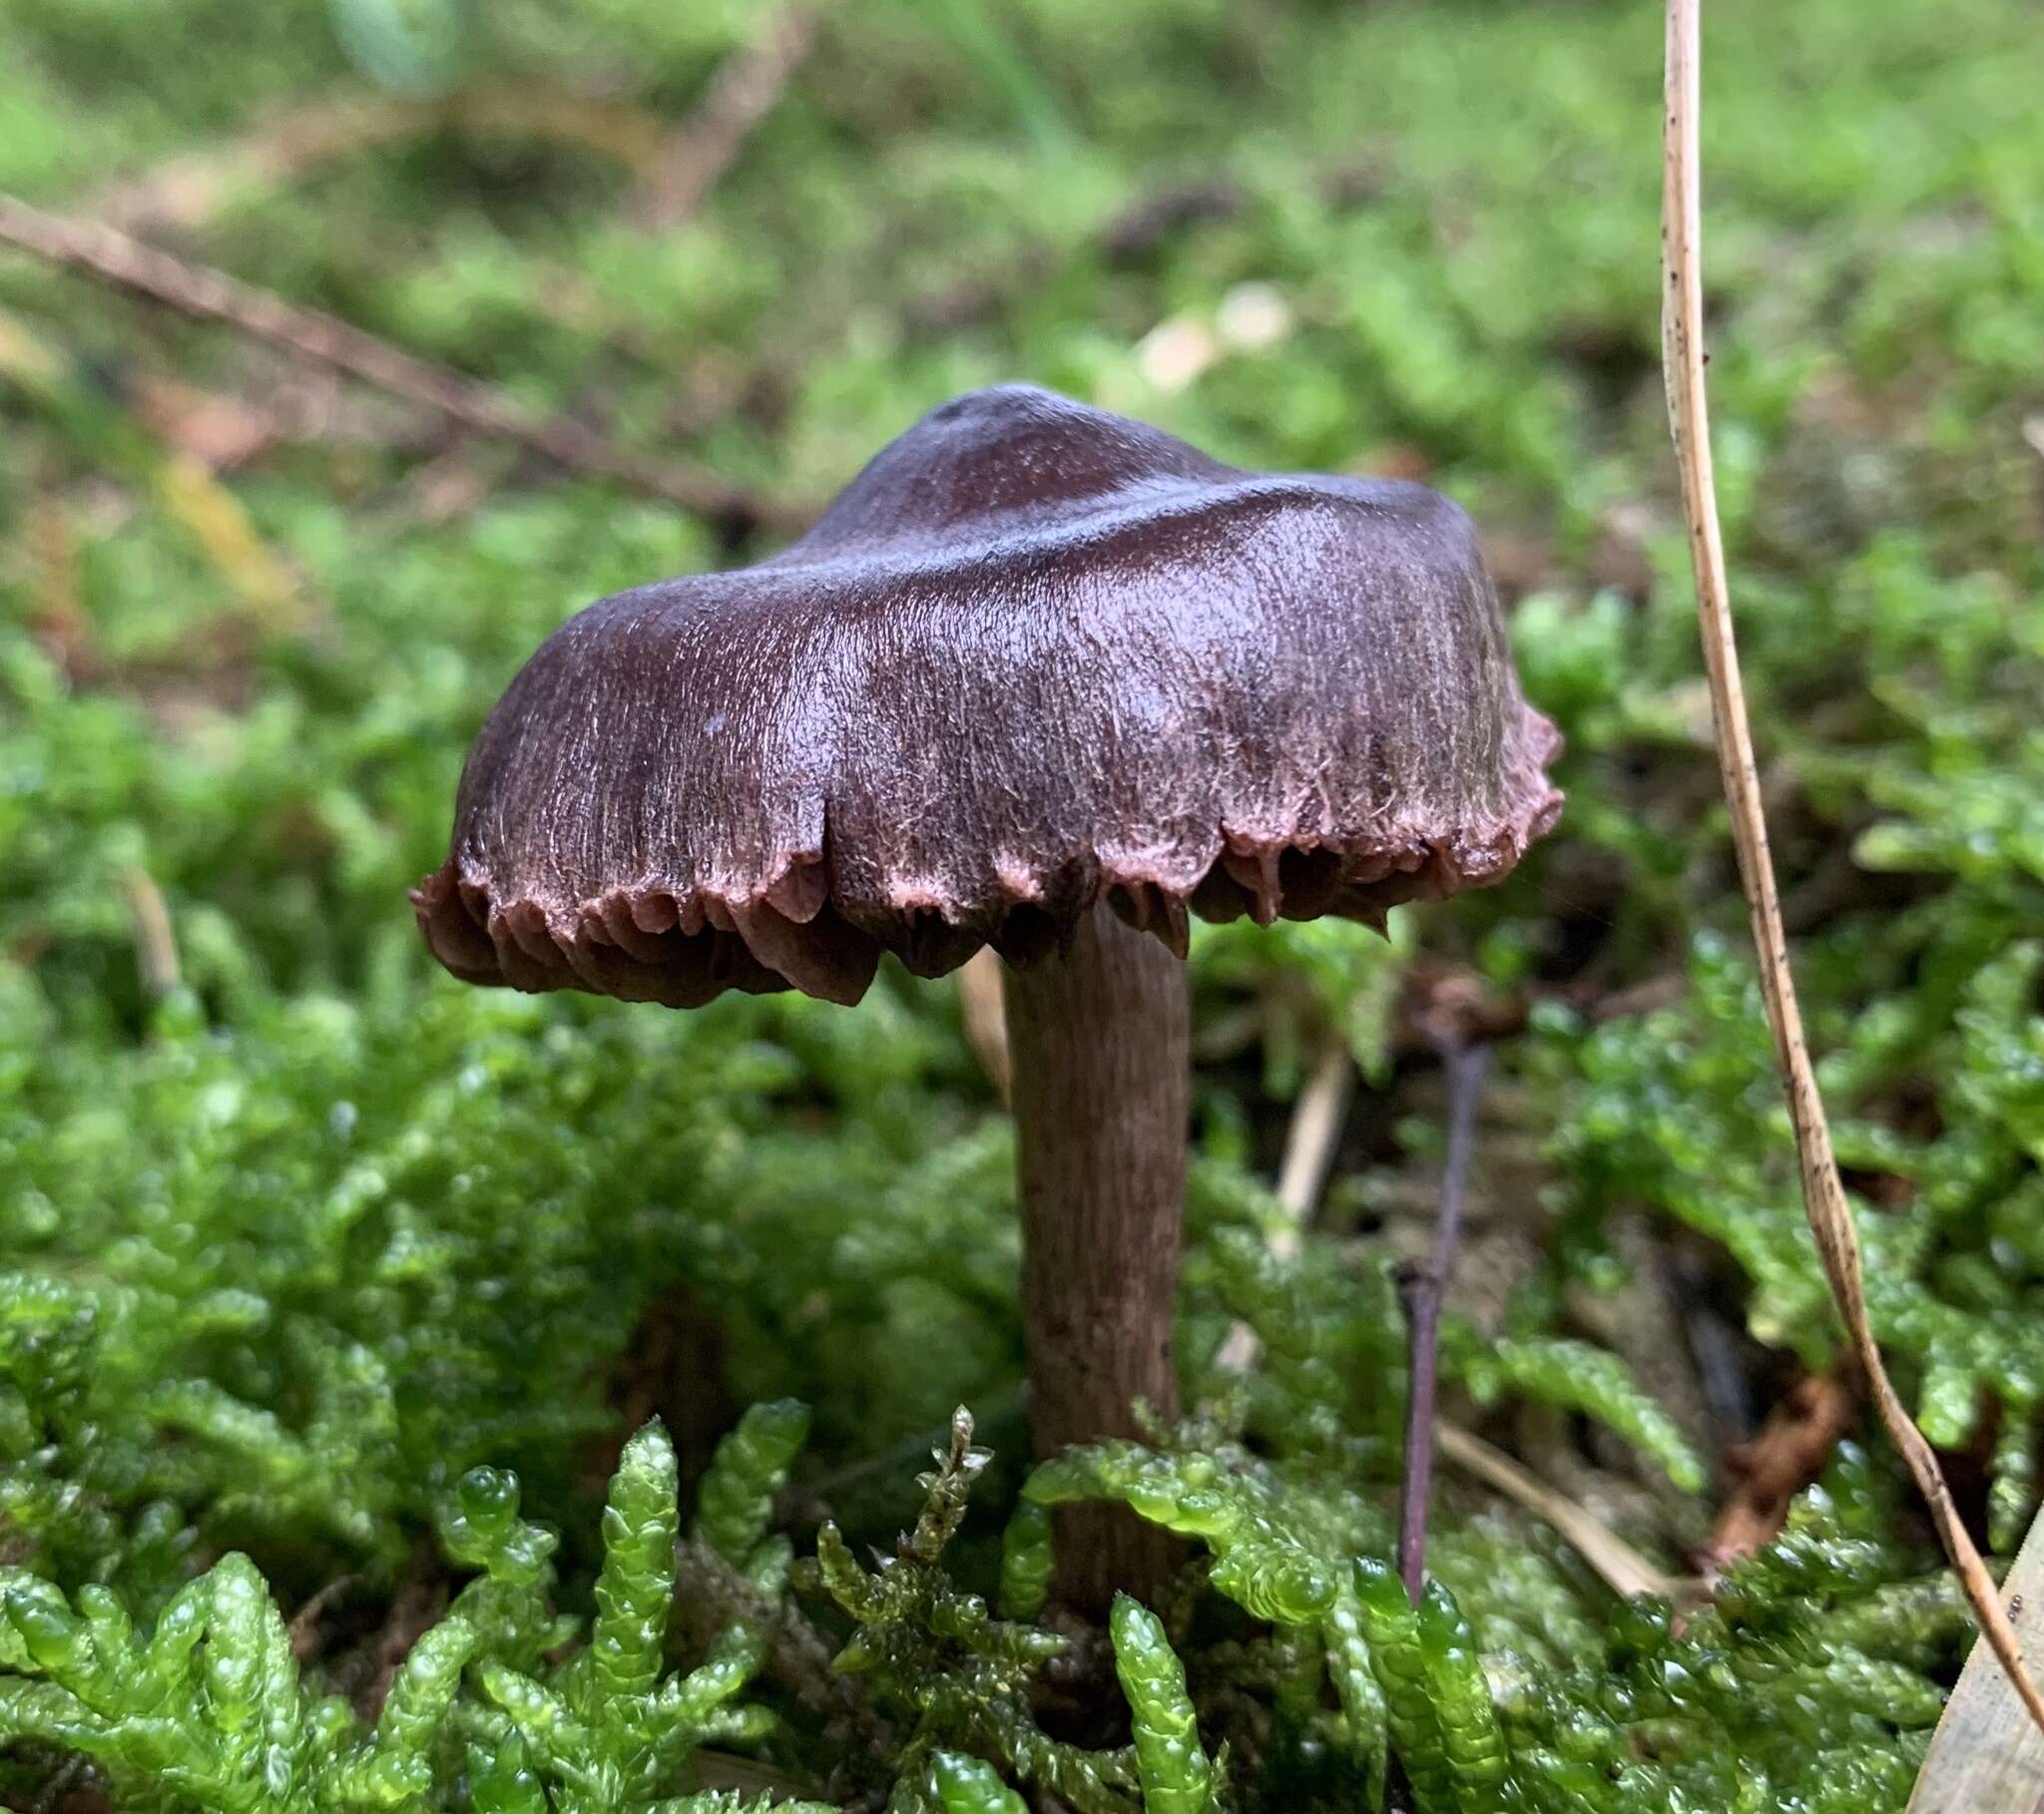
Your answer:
415;385;1562;1007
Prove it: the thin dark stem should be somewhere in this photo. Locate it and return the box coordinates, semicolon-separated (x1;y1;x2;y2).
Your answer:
1394;1038;1493;1604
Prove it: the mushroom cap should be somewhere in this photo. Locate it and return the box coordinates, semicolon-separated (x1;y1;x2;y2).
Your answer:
415;385;1562;1008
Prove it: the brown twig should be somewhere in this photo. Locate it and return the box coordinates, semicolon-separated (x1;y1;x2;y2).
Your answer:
630;4;830;230
356;1547;446;1725
1698;1368;1856;1576
1660;0;2044;1733
287;1574;361;1666
1394;1039;1491;1602
0;193;808;532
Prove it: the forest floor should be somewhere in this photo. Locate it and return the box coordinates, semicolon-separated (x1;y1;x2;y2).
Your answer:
2;0;2042;1809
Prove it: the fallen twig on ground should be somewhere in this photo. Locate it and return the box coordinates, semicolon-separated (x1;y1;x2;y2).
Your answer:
1660;0;2044;1733
286;1575;362;1667
630;4;831;230
1698;1368;1856;1575
0;194;809;532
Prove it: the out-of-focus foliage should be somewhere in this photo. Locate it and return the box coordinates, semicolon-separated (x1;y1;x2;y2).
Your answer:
3;0;2042;1805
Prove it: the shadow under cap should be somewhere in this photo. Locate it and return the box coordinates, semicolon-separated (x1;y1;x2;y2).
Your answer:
414;384;1565;1008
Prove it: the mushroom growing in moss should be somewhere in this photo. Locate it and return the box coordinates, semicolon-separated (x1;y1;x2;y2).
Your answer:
415;384;1562;1611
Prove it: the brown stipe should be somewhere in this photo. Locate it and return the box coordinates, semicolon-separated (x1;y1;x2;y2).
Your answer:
1006;906;1190;1613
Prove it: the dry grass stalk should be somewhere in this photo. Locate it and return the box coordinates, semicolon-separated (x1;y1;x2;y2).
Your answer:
124;868;181;999
1212;1034;1354;1375
1270;1037;1356;1261
1660;0;2044;1733
1436;1420;1684;1603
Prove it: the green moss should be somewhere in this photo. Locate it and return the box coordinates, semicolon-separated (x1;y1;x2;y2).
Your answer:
3;0;2042;1804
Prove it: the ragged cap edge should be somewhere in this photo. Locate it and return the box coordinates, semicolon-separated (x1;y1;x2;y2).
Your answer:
412;706;1564;1010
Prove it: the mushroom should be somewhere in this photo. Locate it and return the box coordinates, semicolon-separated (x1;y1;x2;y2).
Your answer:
415;384;1562;1611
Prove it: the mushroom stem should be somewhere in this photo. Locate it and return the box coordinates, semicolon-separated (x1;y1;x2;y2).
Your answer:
1004;903;1188;1615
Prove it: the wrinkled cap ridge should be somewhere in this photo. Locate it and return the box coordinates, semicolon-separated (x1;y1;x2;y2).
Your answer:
414;385;1563;1007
